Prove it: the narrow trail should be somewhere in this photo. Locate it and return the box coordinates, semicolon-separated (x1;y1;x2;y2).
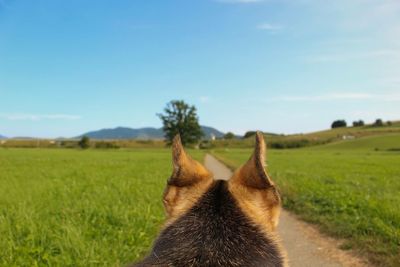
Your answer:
204;154;368;267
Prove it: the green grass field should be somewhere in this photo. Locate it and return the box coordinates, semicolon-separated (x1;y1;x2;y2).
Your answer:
1;133;399;266
205;122;400;150
0;148;203;266
312;133;400;151
212;134;400;266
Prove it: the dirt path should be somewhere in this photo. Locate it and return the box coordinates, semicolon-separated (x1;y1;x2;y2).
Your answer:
204;154;368;267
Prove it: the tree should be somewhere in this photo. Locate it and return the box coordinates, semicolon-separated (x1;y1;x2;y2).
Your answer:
352;120;365;127
158;100;203;145
243;131;257;139
224;132;235;139
78;136;90;149
373;119;384;127
387;121;393;126
331;120;347;129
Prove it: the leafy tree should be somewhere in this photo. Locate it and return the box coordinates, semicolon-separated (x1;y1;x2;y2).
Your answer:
158;100;203;145
331;120;347;129
224;132;235;139
352;120;365;127
373;119;384;127
387;121;393;126
243;131;257;139
78;136;90;149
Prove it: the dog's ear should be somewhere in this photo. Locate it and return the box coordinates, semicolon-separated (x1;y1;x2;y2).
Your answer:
231;131;274;188
163;135;213;223
229;132;281;231
168;135;211;187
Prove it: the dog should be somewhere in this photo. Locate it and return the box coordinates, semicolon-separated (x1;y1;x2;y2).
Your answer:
133;132;287;266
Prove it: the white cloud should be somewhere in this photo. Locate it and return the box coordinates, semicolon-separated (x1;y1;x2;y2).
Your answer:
0;113;81;121
268;92;400;102
308;49;400;63
199;96;210;103
257;23;284;32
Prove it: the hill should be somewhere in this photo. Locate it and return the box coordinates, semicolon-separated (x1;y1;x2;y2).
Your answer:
209;120;400;149
264;120;400;147
79;126;225;140
80;127;163;140
0;135;6;139
314;133;400;151
200;126;224;139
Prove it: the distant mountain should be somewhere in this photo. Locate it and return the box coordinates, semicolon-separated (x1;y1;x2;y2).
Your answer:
79;127;163;140
79;126;225;140
201;126;224;139
0;134;6;139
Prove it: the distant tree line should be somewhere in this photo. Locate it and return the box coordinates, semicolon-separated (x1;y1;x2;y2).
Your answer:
224;132;235;139
331;120;347;128
331;119;392;129
352;120;365;127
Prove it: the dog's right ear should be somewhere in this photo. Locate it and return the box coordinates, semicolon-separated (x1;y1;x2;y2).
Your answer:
230;131;274;189
163;135;213;224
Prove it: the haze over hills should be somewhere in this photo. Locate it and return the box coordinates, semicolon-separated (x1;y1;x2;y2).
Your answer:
3;120;398;140
79;125;225;140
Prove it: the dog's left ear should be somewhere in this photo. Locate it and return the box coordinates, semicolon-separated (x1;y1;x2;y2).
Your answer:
163;135;213;223
231;131;274;189
229;132;281;231
168;135;211;187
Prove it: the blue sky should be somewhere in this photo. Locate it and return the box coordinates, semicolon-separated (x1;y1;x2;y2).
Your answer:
1;0;399;138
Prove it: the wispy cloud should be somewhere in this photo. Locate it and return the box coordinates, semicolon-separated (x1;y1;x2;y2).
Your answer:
216;0;264;4
199;96;210;103
349;110;400;120
308;49;400;63
257;23;284;32
0;113;82;121
268;92;400;102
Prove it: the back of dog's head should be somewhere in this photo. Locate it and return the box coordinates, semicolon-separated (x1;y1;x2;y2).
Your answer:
134;133;286;267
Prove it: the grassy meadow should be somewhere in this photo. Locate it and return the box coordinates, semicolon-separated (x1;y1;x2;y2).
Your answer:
212;133;400;266
207;121;400;149
1;131;399;266
0;148;204;266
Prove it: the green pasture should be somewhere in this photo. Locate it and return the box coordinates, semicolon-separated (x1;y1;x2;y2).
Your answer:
0;148;204;266
212;134;400;266
1;133;399;266
313;133;400;151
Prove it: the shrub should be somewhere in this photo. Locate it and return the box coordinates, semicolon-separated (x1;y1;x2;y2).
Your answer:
243;131;257;139
60;140;79;148
199;140;215;149
373;119;384;127
94;141;120;149
331;120;347;129
352;120;365;127
78;136;90;149
268;139;310;149
224;132;235;139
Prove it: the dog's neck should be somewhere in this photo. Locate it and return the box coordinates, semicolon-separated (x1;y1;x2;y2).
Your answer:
135;180;284;267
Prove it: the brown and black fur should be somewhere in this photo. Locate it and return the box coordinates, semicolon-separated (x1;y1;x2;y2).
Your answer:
133;133;287;267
